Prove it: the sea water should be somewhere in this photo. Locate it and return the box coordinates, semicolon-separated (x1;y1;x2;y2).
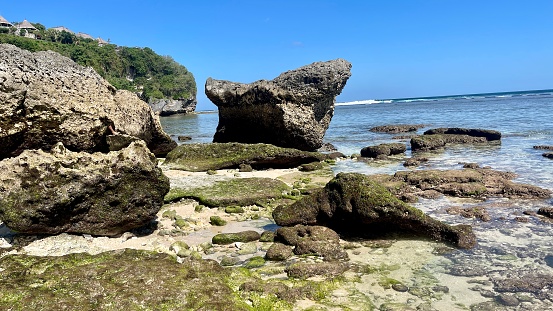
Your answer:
160;90;553;309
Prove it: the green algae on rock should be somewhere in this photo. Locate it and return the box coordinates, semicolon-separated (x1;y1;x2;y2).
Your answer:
0;249;249;311
273;172;477;249
0;141;169;236
163;142;327;171
212;230;261;245
164;177;290;207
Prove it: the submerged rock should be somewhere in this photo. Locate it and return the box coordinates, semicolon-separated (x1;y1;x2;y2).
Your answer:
381;168;552;200
205;59;352;151
163;142;327;171
273;173;477;249
360;143;406;158
411;127;501;152
0;141;169;236
369;124;426;134
0;44;176;158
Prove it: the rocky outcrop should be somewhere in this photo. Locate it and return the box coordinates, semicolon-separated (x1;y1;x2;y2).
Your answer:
148;97;197;116
377;168;552;200
0;43;176;159
360;143;406;158
411;128;501;151
273;173;477;249
205;59;352;151
163;142;328;171
0;141;169;236
276;225;348;261
370;124;426;134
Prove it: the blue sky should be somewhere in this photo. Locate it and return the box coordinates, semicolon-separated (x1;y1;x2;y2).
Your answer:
3;1;553;111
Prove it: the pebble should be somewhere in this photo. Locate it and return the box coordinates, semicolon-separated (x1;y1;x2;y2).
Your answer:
392;283;409;292
496;294;520;306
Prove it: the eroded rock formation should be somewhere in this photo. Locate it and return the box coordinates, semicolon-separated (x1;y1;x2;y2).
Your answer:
205;59;352;151
0;141;169;236
0;44;176;159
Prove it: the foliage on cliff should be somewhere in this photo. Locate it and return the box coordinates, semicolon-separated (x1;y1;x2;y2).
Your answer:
0;33;196;101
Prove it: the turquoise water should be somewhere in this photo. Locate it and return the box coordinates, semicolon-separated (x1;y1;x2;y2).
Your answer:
160;90;553;309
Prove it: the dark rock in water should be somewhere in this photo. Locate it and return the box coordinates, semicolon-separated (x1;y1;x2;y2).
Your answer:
496;294;520;307
544;254;553;268
163;142;327;171
376;168;552;200
285;262;349;279
276;225;348;261
265;243;293;261
492;273;553;299
0;141;169;236
538;207;553;219
424;128;502;141
446;206;491;222
0;44;176;158
273;173;477;249
392;283;409;292
403;157;429;167
360;143;406;158
447;265;488;277
410;127;501;152
533;145;553;150
205;59;352;151
177;135;192;141
212;231;261;245
543;152;553;159
370;124;426;134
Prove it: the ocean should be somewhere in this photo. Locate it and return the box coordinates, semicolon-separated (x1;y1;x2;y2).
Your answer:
160;89;553;309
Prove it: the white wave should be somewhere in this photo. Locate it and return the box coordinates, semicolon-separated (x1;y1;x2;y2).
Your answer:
336;99;390;106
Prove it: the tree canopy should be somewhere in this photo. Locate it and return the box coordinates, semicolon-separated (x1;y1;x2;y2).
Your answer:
0;32;196;102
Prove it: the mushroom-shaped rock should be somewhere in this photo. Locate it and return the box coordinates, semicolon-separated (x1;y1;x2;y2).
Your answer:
205;59;352;151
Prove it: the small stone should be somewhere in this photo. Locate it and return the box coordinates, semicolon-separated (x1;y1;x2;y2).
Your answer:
220;256;240;266
238;164;253;172
177;135;192;141
244;256;266;269
392;283;409;292
265;243;293;261
496;294;520;306
209;216;227;226
259;231;276;242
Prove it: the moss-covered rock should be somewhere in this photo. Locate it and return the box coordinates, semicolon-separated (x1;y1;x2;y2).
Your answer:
212;231;261;245
265;243;294;261
0;141;169;236
245;256;266;269
0;249;249;310
273;173;477;249
411;128;501;152
225;206;246;214
210;216;227;226
164;177;290;207
276;225;348;261
285;262;349;279
163;142;328;171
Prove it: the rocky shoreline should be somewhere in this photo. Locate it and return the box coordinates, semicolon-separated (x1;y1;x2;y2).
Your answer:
2;44;553;310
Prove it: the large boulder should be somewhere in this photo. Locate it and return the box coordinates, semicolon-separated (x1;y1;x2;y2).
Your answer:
273;173;477;249
0;141;169;236
205;59;352;151
0;44;176;159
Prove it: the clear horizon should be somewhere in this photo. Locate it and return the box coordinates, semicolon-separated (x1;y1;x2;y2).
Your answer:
2;1;553;111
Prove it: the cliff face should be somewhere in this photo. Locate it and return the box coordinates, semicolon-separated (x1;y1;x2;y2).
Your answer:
0;43;176;159
148;97;197;116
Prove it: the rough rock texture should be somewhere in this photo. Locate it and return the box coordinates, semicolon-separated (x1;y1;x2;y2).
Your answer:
370;124;426;134
0;43;176;159
163;142;328;171
265;243;294;261
276;225;348;261
0;141;169;235
273;173;477;249
538;207;553;219
205;59;352;151
410;128;501;152
286;262;349;279
212;231;261;245
148;97;197;116
360;143;407;158
0;249;249;311
377;168;552;200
